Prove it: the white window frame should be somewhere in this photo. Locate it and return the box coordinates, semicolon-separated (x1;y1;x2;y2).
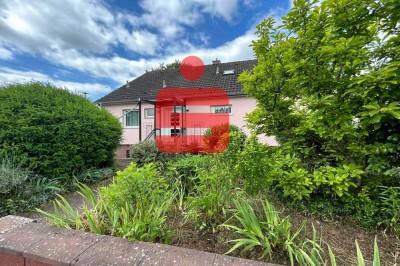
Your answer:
210;105;232;115
123;109;139;128
144;108;154;118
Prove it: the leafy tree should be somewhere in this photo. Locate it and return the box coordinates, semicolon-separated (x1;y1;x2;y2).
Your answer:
239;0;400;193
0;82;122;178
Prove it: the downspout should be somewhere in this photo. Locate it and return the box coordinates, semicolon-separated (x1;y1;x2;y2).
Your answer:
154;101;156;140
138;98;142;142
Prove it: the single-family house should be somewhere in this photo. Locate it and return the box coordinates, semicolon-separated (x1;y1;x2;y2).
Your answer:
95;59;277;158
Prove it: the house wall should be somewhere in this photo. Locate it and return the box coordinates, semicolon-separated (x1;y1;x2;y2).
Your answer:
229;97;277;145
141;102;155;140
104;103;140;145
103;96;277;158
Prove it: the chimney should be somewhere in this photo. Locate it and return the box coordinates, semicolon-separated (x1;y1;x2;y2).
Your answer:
162;80;166;88
212;58;221;65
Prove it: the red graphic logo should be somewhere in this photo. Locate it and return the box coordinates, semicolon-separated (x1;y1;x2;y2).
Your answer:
180;56;205;81
155;56;230;153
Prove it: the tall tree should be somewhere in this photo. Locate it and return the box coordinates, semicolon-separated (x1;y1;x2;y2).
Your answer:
239;0;399;184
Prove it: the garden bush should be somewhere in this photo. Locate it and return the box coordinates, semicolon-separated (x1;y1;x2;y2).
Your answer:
101;163;173;210
185;166;240;228
0;82;122;178
130;140;183;168
236;135;271;194
237;0;400;234
164;155;211;194
203;124;247;154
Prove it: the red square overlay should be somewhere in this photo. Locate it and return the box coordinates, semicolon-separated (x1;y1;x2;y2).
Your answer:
155;88;230;153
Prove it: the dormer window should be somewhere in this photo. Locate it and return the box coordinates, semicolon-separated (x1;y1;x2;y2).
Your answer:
223;69;235;75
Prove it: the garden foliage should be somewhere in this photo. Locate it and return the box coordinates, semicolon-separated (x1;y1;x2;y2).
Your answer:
35;0;399;262
39;163;173;243
0;82;122;178
237;0;400;232
0;153;60;216
129;140;183;168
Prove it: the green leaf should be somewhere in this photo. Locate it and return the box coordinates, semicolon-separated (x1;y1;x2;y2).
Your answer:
328;245;337;266
373;237;380;266
355;240;365;266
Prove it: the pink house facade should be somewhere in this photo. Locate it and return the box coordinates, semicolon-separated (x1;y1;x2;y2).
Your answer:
96;59;277;158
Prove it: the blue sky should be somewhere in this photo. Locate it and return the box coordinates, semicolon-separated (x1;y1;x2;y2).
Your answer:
0;0;291;101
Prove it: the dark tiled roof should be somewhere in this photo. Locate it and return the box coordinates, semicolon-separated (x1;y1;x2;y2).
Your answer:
96;59;257;103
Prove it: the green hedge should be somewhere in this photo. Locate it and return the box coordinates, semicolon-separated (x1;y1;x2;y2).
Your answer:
0;82;122;178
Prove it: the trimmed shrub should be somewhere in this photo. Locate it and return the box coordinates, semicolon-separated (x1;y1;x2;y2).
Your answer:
0;82;122;178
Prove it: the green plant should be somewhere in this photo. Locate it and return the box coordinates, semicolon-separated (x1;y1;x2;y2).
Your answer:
203;124;247;155
325;237;381;266
378;186;400;235
164;155;212;195
222;199;322;265
236;135;270;194
130;140;183;168
185;161;241;228
38;173;173;243
268;151;314;200
75;167;114;184
0;82;122;178
0;153;61;216
0;155;30;196
312;164;364;197
238;0;400;229
101;163;173;210
224;198;383;266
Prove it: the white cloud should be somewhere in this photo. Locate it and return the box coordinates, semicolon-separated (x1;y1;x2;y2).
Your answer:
0;0;292;96
114;26;159;55
129;0;241;41
243;0;258;8
0;1;115;54
0;0;162;56
0;46;13;60
0;0;243;57
0;67;112;95
41;31;255;83
198;0;239;22
36;4;288;84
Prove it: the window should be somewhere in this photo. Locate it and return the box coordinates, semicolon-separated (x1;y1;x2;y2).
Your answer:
211;105;232;114
145;108;154;118
223;69;235;75
172;106;184;113
123;109;139;127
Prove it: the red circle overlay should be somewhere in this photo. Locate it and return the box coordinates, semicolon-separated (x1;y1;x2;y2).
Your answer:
180;56;205;81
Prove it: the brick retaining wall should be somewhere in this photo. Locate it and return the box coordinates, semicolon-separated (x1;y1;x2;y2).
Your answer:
0;215;278;266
